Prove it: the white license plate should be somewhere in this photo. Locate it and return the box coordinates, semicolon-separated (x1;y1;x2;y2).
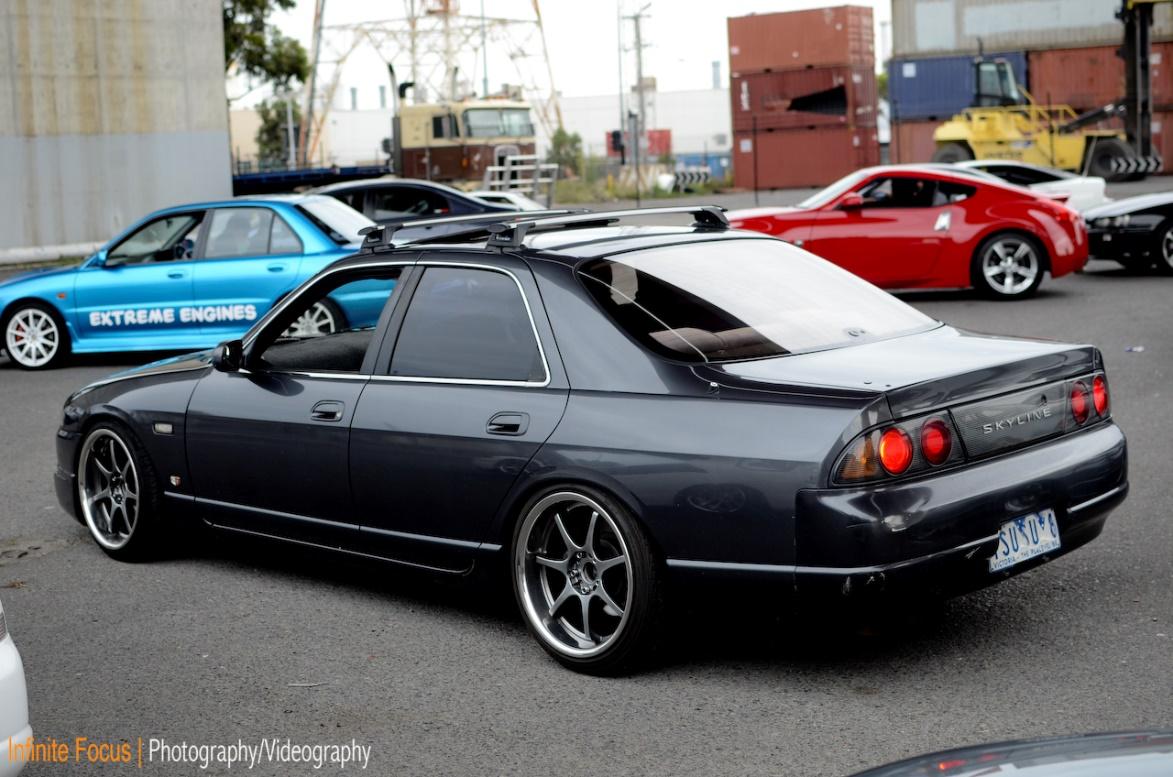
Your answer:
988;509;1061;572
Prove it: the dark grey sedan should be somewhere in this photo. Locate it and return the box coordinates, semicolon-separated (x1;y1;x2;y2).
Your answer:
53;207;1128;674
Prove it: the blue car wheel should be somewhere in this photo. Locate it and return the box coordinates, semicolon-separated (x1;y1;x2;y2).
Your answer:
3;301;71;370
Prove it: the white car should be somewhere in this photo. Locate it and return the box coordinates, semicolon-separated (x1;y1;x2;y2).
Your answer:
957;160;1110;212
0;596;29;777
469;190;548;211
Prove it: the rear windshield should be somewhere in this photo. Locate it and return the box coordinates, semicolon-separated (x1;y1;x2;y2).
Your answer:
579;239;937;362
297;197;374;245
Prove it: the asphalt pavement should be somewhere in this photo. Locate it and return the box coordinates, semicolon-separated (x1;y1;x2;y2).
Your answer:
1;195;1172;775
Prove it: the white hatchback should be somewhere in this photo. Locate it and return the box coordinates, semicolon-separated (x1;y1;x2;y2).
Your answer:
0;596;29;777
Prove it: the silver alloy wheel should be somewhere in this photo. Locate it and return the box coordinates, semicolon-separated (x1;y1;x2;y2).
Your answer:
981;237;1039;296
515;492;633;659
78;429;140;551
283;301;337;338
4;307;60;367
1162;227;1173;269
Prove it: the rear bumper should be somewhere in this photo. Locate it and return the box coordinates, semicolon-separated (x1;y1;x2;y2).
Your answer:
53;429;81;523
794;421;1127;598
0;636;30;777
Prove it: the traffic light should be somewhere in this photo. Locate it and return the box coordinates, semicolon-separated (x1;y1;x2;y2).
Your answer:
609;130;624;153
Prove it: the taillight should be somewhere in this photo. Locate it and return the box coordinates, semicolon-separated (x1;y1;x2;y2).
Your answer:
1092;375;1109;415
920;418;953;465
879;428;913;474
1070;381;1090;424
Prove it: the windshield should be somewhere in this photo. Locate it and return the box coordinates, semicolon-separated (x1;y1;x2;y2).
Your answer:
579;239;936;363
297;197;374;245
796;170;872;208
463;108;535;138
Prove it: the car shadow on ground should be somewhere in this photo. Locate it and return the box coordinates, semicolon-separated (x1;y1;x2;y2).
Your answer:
151;526;1041;675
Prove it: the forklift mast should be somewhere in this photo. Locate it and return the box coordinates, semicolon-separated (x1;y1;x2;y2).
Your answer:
1120;1;1157;158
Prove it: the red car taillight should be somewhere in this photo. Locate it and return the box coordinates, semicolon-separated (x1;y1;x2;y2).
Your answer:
1070;381;1090;424
920;419;953;465
1092;375;1109;416
878;428;913;475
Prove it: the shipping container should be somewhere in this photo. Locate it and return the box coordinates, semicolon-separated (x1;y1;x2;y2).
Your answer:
731;67;877;131
892;0;1173;58
603;128;673;158
732;126;880;189
728;5;874;73
1150;110;1173;162
888;51;1027;121
1029;42;1173;112
890;120;940;163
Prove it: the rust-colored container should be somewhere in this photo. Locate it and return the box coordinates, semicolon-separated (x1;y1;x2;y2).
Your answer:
731;66;877;131
1028;42;1173;112
1150;111;1173;160
732;126;880;189
728;6;874;73
891;120;940;163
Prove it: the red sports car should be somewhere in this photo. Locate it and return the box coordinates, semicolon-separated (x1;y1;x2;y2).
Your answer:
727;165;1088;299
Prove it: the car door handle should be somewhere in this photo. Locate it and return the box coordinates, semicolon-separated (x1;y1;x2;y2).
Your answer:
310;400;345;422
267;264;287;272
487;411;529;436
167;270;186;279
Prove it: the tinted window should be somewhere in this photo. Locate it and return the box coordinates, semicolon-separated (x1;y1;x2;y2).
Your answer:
255;269;401;374
108;213;204;264
269;216;303;254
390;266;545;382
860;177;938;208
580;240;935;362
370;187;450;220
297;197;374;244
204;208;273;259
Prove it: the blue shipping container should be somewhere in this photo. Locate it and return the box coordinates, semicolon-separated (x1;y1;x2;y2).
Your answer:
675;152;732;181
888;51;1028;121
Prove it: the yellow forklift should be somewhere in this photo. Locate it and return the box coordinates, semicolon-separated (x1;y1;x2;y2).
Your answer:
931;0;1169;181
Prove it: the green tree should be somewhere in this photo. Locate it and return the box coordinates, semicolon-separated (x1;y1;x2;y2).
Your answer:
223;0;309;90
256;99;301;166
547;128;583;176
877;71;888;101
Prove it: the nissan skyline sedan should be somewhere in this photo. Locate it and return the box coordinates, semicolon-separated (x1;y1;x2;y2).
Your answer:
1;195;376;370
53;207;1128;674
728;165;1088;300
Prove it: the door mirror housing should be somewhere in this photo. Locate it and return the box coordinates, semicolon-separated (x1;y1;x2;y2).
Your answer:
211;340;244;373
838;192;865;210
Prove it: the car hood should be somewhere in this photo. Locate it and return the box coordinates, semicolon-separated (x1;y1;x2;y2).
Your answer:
0;263;82;291
700;325;1096;416
1084;192;1173;219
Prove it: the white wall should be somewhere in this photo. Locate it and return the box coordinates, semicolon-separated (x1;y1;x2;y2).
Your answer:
0;0;232;250
558;88;732;157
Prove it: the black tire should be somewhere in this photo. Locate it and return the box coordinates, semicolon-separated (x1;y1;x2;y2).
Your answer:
1084;137;1134;183
1;301;71;370
1152;220;1173;275
931;143;973;163
971;231;1047;300
76;421;165;561
511;484;664;675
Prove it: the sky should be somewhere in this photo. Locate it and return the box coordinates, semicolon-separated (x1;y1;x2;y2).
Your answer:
261;0;892;106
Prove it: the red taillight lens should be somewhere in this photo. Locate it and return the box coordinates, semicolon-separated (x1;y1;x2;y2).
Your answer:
920;419;952;465
879;428;913;474
1093;375;1109;415
1071;381;1090;424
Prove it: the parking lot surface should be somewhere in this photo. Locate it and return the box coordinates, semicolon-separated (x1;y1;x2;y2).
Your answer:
1;254;1171;774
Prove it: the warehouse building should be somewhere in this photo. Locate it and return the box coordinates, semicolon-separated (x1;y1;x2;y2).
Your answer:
0;0;232;258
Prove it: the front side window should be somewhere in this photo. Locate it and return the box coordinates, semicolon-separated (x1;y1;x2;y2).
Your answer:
859;177;939;208
203;208;274;259
580;240;936;362
107;213;204;265
390;266;545;382
253;268;402;374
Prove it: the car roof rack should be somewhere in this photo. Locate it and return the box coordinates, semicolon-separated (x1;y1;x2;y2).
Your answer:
358;209;584;254
406;204;731;250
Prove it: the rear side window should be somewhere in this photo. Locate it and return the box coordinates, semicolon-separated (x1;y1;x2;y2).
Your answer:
204;208;273;259
371;187;450;221
580;240;935;362
269;216;303;254
390;266;545;382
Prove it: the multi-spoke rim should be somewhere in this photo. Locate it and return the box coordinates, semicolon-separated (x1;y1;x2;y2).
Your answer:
1162;228;1173;267
982;237;1039;295
283;301;337;338
5;308;60;367
78;430;140;550
515;492;633;658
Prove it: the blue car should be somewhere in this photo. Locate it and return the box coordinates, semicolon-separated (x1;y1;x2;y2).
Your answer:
1;195;375;369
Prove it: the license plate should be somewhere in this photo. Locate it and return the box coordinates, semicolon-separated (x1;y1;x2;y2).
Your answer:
988;509;1061;572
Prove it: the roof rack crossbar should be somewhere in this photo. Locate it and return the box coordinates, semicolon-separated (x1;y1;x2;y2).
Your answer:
358;209;584;253
469;205;730;250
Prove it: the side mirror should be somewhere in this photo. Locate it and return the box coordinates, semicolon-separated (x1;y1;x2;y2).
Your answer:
211;340;243;373
838;192;865;210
